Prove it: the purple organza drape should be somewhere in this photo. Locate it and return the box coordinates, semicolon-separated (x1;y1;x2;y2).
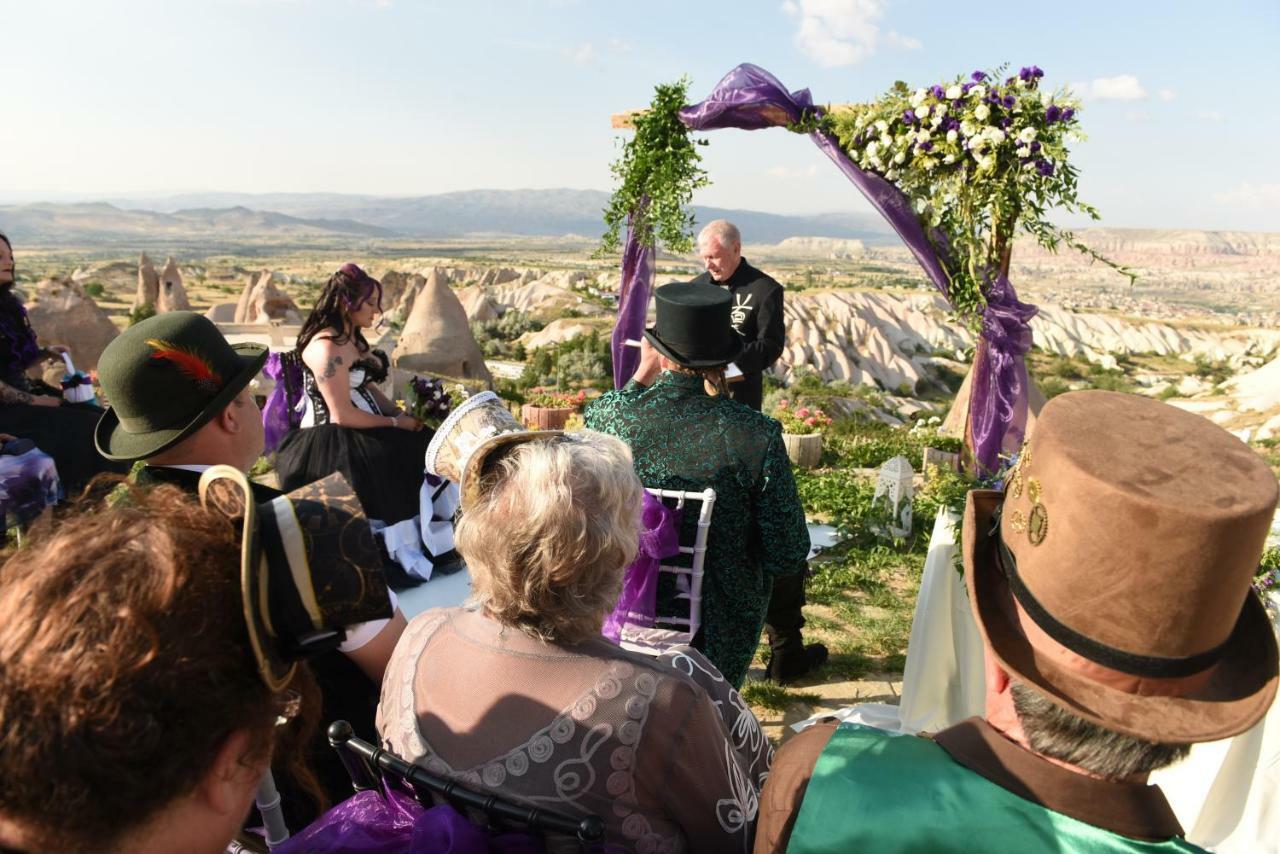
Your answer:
611;205;656;389
667;63;1038;472
603;492;682;642
262;351;303;454
275;787;543;854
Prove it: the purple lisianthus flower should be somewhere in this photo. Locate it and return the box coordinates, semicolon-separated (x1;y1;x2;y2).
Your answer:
971;70;988;82
930;84;946;99
902;109;917;124
962;82;974;94
1032;66;1044;78
1045;104;1062;122
1003;95;1016;109
919;140;934;151
1030;140;1041;153
1062;107;1075;121
1035;159;1054;177
1019;66;1033;82
1000;117;1012;128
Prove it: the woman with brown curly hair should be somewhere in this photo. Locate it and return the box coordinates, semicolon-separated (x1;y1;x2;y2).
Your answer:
0;485;315;853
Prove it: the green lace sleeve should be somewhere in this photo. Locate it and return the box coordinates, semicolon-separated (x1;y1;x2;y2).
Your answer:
756;425;810;579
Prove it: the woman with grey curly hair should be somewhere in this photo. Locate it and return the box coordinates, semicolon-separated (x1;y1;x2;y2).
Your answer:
378;395;772;852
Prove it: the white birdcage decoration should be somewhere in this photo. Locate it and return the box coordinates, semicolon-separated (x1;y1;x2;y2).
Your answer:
873;455;914;539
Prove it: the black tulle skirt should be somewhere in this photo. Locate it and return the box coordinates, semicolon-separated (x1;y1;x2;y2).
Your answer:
273;424;432;525
0;401;129;492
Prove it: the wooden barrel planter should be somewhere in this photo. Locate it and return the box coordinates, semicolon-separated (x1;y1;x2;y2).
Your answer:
782;432;823;468
521;404;574;430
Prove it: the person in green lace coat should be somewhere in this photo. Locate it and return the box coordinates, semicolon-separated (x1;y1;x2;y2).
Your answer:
585;282;809;688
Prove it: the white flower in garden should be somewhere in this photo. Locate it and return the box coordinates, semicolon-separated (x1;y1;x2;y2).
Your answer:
867;140;879;157
944;153;956;163
931;115;943;129
985;127;1005;144
975;104;990;121
960;120;975;136
1018;126;1037;144
923;158;937;171
935;103;947;117
886;168;898;180
875;119;889;133
917;104;930;119
915;197;927;213
971;85;986;99
912;88;927;105
1016;145;1030;157
946;85;962;100
893;151;905;164
946;129;958;143
880;133;892;146
917;129;931;141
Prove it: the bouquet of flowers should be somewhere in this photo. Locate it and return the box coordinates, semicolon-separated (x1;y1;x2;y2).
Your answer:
404;376;455;428
772;399;833;436
524;388;588;411
831;65;1129;326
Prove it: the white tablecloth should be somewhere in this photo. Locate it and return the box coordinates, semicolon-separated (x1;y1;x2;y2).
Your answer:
796;510;1280;853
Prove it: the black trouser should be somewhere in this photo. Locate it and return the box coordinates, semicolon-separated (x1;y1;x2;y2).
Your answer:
764;568;808;659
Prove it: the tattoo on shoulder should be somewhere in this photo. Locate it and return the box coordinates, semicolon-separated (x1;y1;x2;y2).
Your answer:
322;355;343;379
0;383;32;404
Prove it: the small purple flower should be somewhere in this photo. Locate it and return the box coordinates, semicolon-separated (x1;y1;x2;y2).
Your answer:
962;82;974;94
1045;104;1062;122
1003;95;1016;109
945;117;961;131
919;140;934;151
1035;159;1054;177
930;84;946;99
971;70;987;82
1062;107;1075;121
902;109;917;124
1019;66;1033;82
1000;117;1012;128
1029;140;1041;153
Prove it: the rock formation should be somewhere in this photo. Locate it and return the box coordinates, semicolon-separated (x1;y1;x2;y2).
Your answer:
233;270;302;324
456;286;502;323
134;253;159;310
392;268;492;384
25;278;119;370
156;256;192;312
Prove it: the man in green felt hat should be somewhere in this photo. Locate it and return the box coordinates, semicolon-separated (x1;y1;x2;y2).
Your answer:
95;311;280;501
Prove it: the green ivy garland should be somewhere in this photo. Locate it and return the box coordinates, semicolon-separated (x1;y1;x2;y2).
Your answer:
599;77;710;256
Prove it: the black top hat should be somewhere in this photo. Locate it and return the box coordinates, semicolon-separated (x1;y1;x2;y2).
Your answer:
644;281;743;369
96;312;268;461
198;467;393;691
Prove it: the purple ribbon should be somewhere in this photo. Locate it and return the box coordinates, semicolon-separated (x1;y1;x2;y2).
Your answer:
275;786;543;854
59;373;92;390
611;203;656;389
670;63;1038;473
261;351;303;454
603;492;682;642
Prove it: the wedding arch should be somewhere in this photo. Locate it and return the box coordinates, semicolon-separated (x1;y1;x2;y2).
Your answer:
602;63;1128;474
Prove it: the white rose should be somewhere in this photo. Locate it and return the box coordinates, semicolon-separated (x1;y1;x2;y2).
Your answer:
944;153;956;163
915;198;928;213
867;141;879;156
946;129;959;143
923;158;937;171
985;127;1005;144
893;151;906;164
916;129;931;141
912;88;927;105
934;103;947;117
931;115;943;129
880;133;892;146
974;104;990;121
1016;145;1030;157
917;104;930;119
960;120;975;136
946;85;962;99
875;119;889;132
971;85;986;99
1018;126;1038;143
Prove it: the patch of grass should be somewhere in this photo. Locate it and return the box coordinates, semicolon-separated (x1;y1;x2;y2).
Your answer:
740;680;822;712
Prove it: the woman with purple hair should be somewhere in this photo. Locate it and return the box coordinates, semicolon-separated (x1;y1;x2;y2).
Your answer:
273;264;453;583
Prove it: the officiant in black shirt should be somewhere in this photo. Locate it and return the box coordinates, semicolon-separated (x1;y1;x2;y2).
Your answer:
691;220;785;412
692;220;827;683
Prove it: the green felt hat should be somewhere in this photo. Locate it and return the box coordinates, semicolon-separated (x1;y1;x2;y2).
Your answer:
96;312;268;461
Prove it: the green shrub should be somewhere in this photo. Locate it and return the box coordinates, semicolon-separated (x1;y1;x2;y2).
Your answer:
128;303;156;326
82;281;106;298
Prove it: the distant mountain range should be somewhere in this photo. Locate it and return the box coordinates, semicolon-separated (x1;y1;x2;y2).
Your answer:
0;189;896;247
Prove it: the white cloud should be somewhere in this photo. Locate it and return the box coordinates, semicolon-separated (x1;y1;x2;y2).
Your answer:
782;0;919;67
1071;74;1148;101
1212;182;1280;210
562;42;598;65
1158;88;1176;102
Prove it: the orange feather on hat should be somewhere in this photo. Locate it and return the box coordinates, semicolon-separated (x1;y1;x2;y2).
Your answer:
146;338;223;392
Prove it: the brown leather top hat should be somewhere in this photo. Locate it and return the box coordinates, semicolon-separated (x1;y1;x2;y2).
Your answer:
198;466;393;692
424;391;558;509
644;281;743;369
963;390;1279;742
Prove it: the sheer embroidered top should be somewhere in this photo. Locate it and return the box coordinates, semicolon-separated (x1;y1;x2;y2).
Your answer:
377;607;773;853
299;348;390;427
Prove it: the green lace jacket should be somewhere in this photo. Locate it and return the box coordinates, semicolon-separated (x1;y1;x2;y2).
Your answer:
585;371;809;687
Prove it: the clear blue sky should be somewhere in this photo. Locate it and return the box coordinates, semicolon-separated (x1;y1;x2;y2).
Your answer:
2;0;1277;230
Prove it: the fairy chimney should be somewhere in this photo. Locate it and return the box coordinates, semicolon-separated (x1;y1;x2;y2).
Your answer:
392;268;492;384
156;256;192;312
26;277;119;370
235;270;302;324
134;253;160;310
